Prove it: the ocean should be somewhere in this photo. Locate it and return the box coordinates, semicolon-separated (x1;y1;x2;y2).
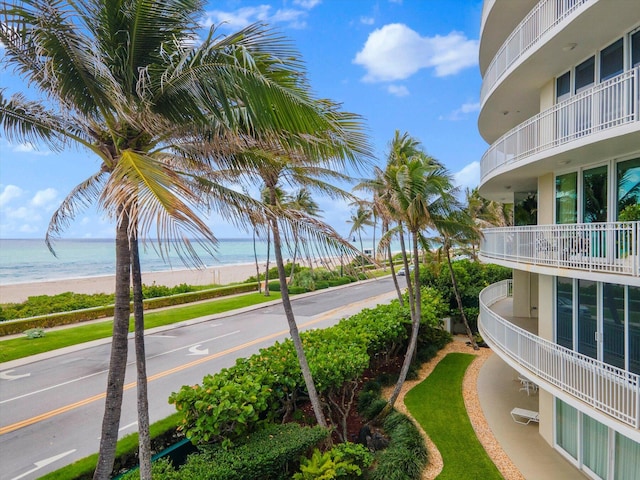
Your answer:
0;238;276;286
0;238;385;286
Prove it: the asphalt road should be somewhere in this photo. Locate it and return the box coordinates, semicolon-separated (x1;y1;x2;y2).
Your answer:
0;277;398;480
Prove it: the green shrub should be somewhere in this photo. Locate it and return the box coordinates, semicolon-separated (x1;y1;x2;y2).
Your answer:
23;328;45;338
294;442;373;479
153;423;330;480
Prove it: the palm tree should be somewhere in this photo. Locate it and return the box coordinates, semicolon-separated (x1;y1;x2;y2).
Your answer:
285;188;321;285
348;205;373;269
1;2;369;476
372;132;457;412
434;208;480;350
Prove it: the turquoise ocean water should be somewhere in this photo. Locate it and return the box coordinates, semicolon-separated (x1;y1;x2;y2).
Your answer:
0;238;276;286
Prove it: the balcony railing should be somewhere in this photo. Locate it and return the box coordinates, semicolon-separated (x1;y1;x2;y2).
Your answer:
481;0;592;104
480;222;640;278
481;66;640;183
479;280;640;429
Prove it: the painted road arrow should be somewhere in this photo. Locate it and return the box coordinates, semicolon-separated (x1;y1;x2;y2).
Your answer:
187;345;209;356
0;370;31;381
11;449;76;480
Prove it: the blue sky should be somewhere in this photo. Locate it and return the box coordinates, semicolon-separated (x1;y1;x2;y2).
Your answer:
0;0;486;239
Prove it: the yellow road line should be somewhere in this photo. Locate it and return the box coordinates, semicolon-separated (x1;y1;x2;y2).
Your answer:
0;312;337;436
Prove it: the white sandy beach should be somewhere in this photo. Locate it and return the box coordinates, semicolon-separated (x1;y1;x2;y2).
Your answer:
0;262;266;304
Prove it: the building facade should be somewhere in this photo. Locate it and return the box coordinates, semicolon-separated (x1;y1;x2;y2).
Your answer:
476;1;640;478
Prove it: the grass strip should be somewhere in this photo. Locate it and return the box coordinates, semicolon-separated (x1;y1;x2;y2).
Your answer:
404;353;504;480
39;413;183;480
0;292;281;363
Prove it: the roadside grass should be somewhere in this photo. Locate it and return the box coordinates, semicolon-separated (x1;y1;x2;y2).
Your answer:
404;353;504;480
0;292;281;363
38;413;184;480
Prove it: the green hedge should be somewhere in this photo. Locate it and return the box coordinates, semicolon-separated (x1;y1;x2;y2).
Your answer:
128;423;330;480
0;283;259;336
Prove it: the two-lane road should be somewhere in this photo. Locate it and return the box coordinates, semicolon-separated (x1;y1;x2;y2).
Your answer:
0;277;398;480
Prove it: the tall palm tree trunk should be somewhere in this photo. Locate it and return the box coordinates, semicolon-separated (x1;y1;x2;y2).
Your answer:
94;211;131;480
253;227;262;293
385;221;403;306
268;202;327;429
264;227;271;296
130;235;151;479
398;228;415;320
387;232;422;408
444;242;478;350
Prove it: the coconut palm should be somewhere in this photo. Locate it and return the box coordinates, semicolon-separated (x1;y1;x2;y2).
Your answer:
348;204;373;269
368;131;458;412
285;188;321;285
222;143;368;428
0;1;369;476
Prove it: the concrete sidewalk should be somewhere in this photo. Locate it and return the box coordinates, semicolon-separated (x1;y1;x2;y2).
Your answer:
477;353;587;479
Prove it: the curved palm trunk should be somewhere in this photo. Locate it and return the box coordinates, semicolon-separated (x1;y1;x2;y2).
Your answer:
387;231;422;408
130;236;151;480
264;227;271;296
93;211;131;480
268;192;326;429
253;227;262;293
385;221;403;306
445;242;478;350
398;228;415;321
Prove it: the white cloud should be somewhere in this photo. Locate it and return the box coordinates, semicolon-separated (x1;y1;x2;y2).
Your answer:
293;0;321;8
387;84;409;97
12;142;51;156
360;16;375;25
441;101;480;121
453;161;480;191
203;5;308;30
353;24;478;82
31;188;58;208
0;185;24;207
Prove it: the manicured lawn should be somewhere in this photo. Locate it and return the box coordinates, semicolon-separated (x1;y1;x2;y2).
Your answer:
0;292;281;363
404;353;504;480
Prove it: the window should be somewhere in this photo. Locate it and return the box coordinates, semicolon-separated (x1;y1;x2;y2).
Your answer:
630;286;640;375
617;158;640;220
603;283;625;369
632;30;640;68
556;172;577;224
556;399;578;460
556;278;574;349
577;280;597;359
575;56;595;93
600;38;624;81
582;165;608;223
556;71;571;101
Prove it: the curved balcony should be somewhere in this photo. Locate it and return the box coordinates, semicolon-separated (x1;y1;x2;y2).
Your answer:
479;280;640;431
480;0;591;105
479;222;640;285
480;65;640;187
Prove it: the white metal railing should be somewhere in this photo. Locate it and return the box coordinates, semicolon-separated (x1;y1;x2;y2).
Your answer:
481;66;640;182
481;0;592;104
480;222;640;278
479;279;640;429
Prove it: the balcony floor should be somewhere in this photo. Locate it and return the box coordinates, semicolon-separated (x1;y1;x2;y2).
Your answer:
478;297;588;479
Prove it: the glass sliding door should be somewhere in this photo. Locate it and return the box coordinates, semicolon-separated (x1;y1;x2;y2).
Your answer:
583;415;608;479
577;280;597;359
575;56;594;136
617;158;640;220
556;399;578;460
556;172;577;224
583;165;608;258
603;283;625;368
615;432;640;479
556;278;574;349
629;286;640;374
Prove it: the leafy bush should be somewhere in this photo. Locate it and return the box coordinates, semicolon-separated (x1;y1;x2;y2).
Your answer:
23;328;45;339
294;442;373;479
144;423;330;480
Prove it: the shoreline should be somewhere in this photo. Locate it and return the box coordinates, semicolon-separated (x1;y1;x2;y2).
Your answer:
0;262;267;304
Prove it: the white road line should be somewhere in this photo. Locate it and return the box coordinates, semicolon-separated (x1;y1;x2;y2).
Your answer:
1;330;240;405
10;449;76;480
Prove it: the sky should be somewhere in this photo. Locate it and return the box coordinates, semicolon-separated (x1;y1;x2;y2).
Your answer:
0;0;487;240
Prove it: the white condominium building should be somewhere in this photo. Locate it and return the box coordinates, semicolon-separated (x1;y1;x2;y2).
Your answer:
477;1;639;478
